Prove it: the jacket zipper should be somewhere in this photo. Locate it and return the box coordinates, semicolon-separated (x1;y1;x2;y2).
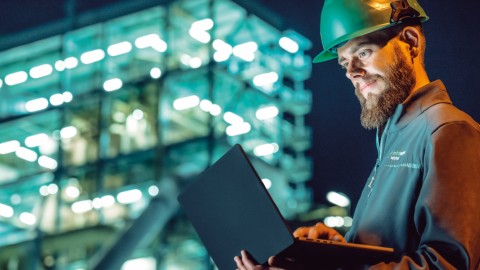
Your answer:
367;119;390;199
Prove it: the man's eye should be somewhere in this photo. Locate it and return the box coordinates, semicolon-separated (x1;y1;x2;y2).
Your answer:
341;63;349;70
358;50;370;58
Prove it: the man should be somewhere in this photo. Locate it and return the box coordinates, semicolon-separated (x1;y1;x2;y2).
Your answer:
235;0;480;269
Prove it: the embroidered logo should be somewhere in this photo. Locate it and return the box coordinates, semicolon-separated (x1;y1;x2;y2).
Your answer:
389;150;406;161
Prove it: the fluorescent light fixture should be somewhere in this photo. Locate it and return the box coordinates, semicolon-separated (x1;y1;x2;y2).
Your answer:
25;97;49;112
189;28;211;43
72;200;93;213
49;93;65;106
191;18;214;31
63;91;73;102
226;122;251;136
326;191;350;207
0;203;14;218
262;178;272;189
100;195;115;208
253;72;279;87
19;212;36;225
29;64;53;79
189;57;202;68
16;147;38;162
135;34;167;52
64;57;78;69
54;60;66;71
199;99;212;112
60;126;78;139
80;49;105;64
107;41;132;56
279;37;299;53
233;42;258;62
324;216;345;228
223;112;244;125
173;95;200;110
0;140;20;154
5;71;28;86
65;186;80;199
150;67;162;79
148;185;159;196
103;78;123;92
209;104;222;116
256;106;279;120
25;133;49;147
39;156;58;170
117;189;142;204
254;143;279;156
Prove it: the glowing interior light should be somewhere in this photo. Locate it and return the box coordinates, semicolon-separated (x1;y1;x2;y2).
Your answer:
117;189;142;204
135;34;167;52
5;71;28;86
39;186;49;196
54;60;66;71
91;198;102;209
16;147;38;162
256;106;279;120
29;64;53;79
326;191;351;207
25;133;49;148
233;42;258;62
213;39;232;52
189;28;211;43
148;185;159;196
210;104;222;116
107;41;132;56
343;216;353;227
60;126;78;139
213;51;231;62
72;200;93;213
63;91;73;102
49;93;65;106
254;143;279;156
189;57;202;68
262;178;272;189
103;78;123;92
0;140;20;154
0;203;14;218
324;216;345;228
0;79;3;88
151;39;168;52
65;186;80;199
25;97;49;112
223;112;244;125
39;156;58;170
80;49;105;64
253;72;279;87
279;37;299;53
132;109;144;120
173;95;200;110
101;195;115;208
150;67;162;79
19;212;36;225
199;99;212;112
47;183;59;194
226;122;251;136
191;18;214;31
64;57;78;69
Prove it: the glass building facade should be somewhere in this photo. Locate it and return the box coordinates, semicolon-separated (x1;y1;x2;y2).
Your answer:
0;0;316;268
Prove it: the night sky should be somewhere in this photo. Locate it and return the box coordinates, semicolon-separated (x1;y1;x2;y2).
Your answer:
1;0;479;209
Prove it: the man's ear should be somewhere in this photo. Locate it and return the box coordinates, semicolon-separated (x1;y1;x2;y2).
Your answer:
400;26;420;58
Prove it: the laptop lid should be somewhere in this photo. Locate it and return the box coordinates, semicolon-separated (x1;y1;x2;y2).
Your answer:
177;144;394;270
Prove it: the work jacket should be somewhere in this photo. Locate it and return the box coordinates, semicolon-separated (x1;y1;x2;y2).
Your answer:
345;80;480;269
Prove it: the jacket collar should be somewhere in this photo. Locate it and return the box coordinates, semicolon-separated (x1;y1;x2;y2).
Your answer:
387;80;452;131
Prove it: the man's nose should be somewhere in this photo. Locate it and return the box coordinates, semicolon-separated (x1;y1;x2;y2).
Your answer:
346;59;365;80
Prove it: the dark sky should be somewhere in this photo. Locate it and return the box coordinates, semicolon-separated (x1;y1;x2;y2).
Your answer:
1;0;479;209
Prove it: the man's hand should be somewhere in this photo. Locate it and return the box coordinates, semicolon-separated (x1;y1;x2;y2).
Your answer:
234;250;304;270
293;222;346;242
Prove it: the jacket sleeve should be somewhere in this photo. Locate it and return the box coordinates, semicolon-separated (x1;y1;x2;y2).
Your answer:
369;121;480;270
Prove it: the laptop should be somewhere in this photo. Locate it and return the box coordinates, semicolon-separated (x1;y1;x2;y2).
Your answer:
177;144;394;270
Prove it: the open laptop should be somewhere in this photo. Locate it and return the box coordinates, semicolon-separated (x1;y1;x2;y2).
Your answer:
177;144;394;270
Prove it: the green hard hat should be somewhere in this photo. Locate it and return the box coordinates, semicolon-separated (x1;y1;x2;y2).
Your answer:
313;0;428;63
